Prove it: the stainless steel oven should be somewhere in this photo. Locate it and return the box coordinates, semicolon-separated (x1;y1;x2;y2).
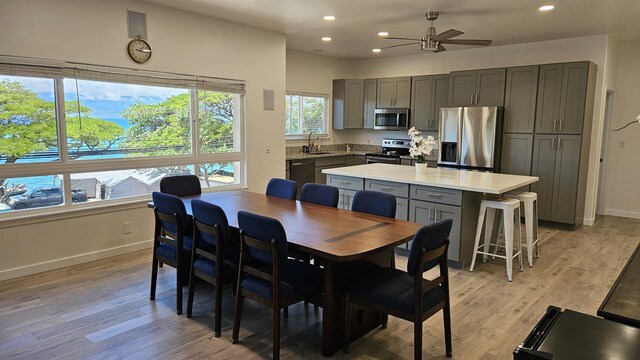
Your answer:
365;155;401;164
374;108;410;130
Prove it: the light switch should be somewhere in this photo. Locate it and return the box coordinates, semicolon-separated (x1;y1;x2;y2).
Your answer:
619;141;625;149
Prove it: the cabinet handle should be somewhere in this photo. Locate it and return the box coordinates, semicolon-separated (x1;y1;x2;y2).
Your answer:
470;94;474;104
551;137;556;150
291;162;305;166
435;209;440;221
553;120;557;131
339;181;350;185
429;208;434;222
426;193;442;197
558;138;562;150
559;119;563;131
475;94;478;104
379;186;392;191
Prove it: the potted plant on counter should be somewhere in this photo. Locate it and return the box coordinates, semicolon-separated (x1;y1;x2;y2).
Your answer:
408;127;436;174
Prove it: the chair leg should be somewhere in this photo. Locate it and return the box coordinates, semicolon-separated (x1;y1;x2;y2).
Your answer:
381;313;388;329
176;268;183;315
186;269;196;318
443;306;453;357
273;307;281;360
414;319;422;360
214;282;223;338
483;208;496;262
504;208;514;282
232;294;244;344
159;262;163;268
150;256;158;301
470;203;487;272
515;207;524;273
283;307;288;318
343;295;352;354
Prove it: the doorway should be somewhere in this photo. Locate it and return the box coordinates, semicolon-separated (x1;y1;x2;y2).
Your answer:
596;90;615;215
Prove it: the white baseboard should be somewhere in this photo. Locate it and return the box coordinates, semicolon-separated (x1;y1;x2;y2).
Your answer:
604;209;640;220
0;239;153;282
583;217;595;226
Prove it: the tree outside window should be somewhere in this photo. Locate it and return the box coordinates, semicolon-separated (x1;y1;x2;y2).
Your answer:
285;94;327;136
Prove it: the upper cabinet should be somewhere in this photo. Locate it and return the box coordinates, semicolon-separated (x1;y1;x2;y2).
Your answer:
363;78;377;129
535;62;589;134
411;74;449;131
376;77;411;108
333;79;364;129
503;66;539;133
448;68;506;107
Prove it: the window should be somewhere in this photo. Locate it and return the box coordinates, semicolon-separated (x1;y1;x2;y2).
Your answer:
285;93;328;136
0;57;245;216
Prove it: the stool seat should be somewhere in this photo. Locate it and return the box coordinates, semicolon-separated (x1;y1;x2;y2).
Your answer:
470;198;523;281
504;191;539;267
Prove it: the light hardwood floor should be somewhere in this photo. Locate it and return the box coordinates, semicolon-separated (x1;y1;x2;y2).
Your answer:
1;215;638;359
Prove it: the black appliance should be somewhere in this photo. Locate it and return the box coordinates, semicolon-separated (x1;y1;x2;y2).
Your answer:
514;306;640;360
365;138;411;165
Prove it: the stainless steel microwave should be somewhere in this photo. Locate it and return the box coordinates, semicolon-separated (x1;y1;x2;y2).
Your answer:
374;108;410;130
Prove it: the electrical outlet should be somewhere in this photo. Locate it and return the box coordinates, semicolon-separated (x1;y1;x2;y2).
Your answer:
266;144;271;153
619;141;625;149
123;221;132;234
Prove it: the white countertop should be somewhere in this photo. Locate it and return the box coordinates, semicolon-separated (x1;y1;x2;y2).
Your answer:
323;164;538;194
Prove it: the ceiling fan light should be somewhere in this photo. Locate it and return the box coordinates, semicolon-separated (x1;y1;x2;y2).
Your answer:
372;48;382;53
377;32;389;37
539;5;555;11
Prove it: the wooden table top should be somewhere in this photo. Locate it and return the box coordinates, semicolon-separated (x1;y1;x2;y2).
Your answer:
177;190;423;262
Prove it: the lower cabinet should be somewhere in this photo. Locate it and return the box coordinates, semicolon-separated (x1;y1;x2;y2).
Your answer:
326;174;364;210
315;156;346;184
364;179;409;221
409;200;461;258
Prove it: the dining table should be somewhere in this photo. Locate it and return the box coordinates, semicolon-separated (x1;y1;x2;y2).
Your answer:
151;190;424;356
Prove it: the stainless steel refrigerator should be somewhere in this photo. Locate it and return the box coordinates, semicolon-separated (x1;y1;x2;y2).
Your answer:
437;106;503;171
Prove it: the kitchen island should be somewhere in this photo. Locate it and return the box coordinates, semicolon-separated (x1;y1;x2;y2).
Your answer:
323;163;538;268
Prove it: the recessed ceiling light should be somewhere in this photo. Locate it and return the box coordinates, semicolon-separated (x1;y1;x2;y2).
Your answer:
378;32;389;37
372;48;382;53
322;37;332;42
323;15;336;21
539;5;555;11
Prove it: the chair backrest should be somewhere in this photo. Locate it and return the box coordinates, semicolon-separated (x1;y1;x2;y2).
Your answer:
407;219;453;276
351;190;397;218
265;178;297;200
152;191;190;235
299;183;339;207
160;175;202;197
237;211;288;264
191;199;230;247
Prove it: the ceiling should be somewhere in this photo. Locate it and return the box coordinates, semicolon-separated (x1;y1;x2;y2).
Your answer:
143;0;640;60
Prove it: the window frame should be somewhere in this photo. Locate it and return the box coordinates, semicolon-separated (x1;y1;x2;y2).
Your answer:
0;57;246;221
285;91;329;140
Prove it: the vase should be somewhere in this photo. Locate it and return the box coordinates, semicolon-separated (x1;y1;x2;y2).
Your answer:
415;163;428;174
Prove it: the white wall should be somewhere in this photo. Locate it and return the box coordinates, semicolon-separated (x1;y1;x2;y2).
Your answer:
0;0;286;280
602;41;640;218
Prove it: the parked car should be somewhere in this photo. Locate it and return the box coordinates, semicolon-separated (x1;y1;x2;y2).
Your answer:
8;187;88;210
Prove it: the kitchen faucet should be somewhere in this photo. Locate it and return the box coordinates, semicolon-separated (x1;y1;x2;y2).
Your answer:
307;131;317;153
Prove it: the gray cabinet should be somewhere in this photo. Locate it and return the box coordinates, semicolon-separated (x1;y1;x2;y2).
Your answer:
531;134;582;223
326;174;364;210
376;77;411;108
315;156;346;184
448;68;506;106
501;133;533;176
535;62;589;134
504;66;539;133
409;199;462;261
364;179;409;221
411;74;449;131
345;155;365;166
363;79;377;129
333;79;364;129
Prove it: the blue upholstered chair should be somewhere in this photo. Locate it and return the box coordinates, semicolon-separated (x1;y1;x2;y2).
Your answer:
160;174;202;197
186;200;239;337
299;183;339;207
343;219;454;360
150;191;193;315
351;190;397;218
232;211;323;360
265;178;297;200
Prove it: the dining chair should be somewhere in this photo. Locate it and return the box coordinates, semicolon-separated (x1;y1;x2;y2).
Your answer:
160;174;202;197
342;219;454;360
299;183;339;207
150;191;193;315
265;178;297;200
186;199;239;337
351;190;397;268
232;211;323;360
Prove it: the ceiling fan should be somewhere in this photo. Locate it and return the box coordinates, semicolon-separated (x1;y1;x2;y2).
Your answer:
382;11;492;53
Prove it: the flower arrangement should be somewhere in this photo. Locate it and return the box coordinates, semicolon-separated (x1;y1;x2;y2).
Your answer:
408;126;436;163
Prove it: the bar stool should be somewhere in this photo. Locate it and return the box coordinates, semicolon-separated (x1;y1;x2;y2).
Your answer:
470;198;523;281
504;191;539;267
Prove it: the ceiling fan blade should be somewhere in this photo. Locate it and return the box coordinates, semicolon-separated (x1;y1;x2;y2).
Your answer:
434;44;447;53
385;36;421;41
381;42;421;49
440;39;492;46
432;29;464;41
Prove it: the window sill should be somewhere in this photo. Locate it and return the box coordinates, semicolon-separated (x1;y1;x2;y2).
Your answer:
286;134;330;142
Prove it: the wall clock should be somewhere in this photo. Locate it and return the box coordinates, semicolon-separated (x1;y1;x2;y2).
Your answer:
127;38;152;64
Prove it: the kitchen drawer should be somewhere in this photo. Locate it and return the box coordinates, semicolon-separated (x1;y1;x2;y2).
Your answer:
365;179;409;198
396;196;409;221
315;156;346;167
410;185;462;206
327;175;363;191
